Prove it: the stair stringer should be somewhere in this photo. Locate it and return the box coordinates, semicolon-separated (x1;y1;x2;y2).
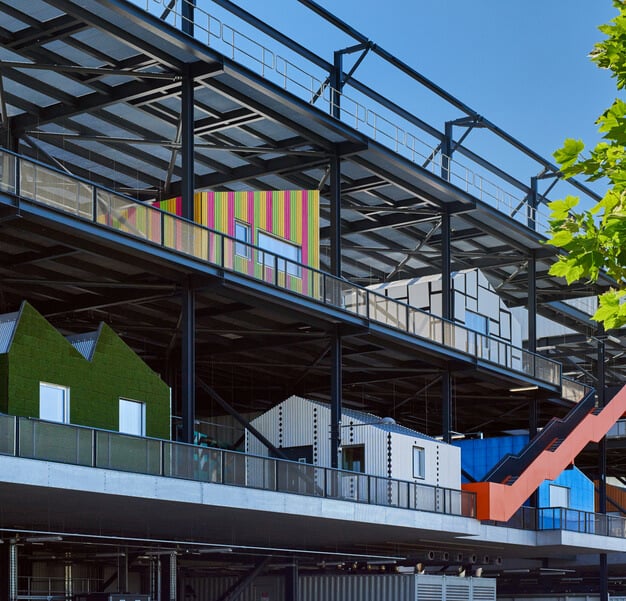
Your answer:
463;384;626;522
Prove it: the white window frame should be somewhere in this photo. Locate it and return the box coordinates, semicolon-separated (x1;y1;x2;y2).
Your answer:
413;446;425;479
257;231;302;277
119;398;146;437
39;382;70;424
234;221;251;258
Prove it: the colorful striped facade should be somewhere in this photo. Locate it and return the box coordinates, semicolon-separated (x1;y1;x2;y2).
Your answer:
99;189;320;294
156;190;319;266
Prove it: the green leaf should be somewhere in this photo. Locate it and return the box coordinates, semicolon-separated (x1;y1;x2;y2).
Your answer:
549;230;573;247
553;139;585;172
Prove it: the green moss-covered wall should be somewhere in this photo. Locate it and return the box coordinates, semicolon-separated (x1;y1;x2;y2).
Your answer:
0;354;8;414
5;303;170;439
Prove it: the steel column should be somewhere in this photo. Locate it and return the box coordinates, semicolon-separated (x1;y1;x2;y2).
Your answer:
8;539;16;601
181;280;196;444
528;250;537;458
528;176;538;230
329;151;341;278
181;67;194;221
182;0;196;37
331;51;342;119
527;251;537;353
331;325;342;469
441;209;452;444
441;211;452;321
170;552;177;601
285;562;299;601
441;121;453;181
598;336;608;601
441;371;452;444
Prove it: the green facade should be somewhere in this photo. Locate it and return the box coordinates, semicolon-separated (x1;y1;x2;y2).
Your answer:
1;302;170;439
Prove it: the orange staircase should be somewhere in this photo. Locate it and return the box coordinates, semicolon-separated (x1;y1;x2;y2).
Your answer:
463;385;626;522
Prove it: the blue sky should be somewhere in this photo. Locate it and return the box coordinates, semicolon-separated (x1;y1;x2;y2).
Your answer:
200;0;618;204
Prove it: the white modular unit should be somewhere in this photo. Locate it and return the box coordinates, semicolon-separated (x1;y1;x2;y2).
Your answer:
247;395;461;491
345;269;522;370
183;574;496;601
299;574;496;601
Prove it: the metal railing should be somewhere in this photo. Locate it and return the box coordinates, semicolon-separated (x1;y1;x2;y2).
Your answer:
18;576;100;599
0;414;475;518
0;148;563;389
492;505;626;539
125;0;582;233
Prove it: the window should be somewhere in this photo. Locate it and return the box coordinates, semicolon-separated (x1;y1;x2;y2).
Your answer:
413;446;425;479
549;484;570;508
342;445;365;473
39;383;70;424
465;310;488;335
257;231;301;277
235;222;250;258
119;398;146;436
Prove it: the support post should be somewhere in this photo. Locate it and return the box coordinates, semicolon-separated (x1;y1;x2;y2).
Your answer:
598;336;608;601
8;539;16;601
331;325;342;469
440;210;452;444
0;542;8;601
64;553;73;601
441;371;452;444
441;121;453;181
181;280;196;444
527;251;537;354
170;552;177;601
285;561;298;601
331;51;342;119
528;176;538;230
329;151;341;279
182;0;195;37
441;211;452;321
181;67;194;221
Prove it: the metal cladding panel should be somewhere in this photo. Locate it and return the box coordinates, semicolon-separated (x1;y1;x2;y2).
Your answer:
183;576;282;601
299;574;415;601
298;574;495;601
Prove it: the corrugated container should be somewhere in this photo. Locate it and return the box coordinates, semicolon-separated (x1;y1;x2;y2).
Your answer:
184;573;495;601
299;574;495;601
183;575;281;601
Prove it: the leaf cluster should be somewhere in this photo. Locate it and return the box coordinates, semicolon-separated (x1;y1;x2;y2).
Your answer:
547;0;626;329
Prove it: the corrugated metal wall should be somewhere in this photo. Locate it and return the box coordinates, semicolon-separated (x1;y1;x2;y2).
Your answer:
248;395;461;491
183;573;495;601
183;575;281;601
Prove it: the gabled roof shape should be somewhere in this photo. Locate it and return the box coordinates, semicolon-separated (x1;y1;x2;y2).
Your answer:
1;302;109;364
304;397;437;441
65;326;103;361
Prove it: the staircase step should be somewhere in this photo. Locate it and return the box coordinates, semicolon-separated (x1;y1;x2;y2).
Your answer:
547;437;564;452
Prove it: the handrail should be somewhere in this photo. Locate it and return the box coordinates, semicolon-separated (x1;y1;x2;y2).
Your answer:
464;384;626;522
489;505;626;539
1;414;476;518
0;147;564;390
126;0;601;233
484;388;596;483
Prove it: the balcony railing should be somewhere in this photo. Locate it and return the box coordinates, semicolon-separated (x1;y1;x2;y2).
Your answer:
490;505;626;539
1;414;475;518
127;0;598;234
0;148;563;390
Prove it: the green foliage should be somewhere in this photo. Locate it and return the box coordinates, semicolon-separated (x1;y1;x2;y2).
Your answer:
547;0;626;329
